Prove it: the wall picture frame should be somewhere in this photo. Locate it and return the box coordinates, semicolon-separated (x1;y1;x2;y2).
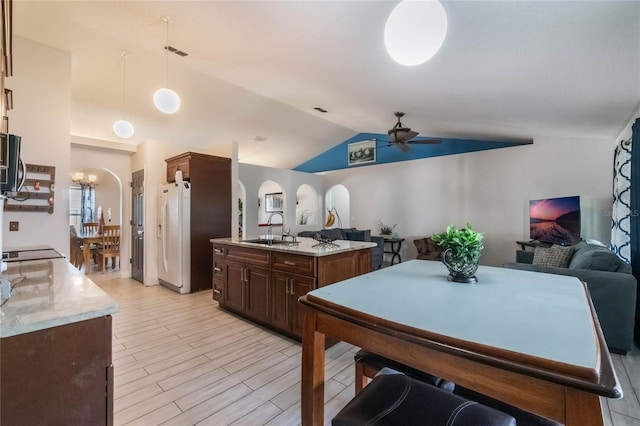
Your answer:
265;192;284;212
348;139;376;166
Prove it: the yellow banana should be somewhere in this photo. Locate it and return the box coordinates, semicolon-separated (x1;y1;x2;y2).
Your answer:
325;210;335;227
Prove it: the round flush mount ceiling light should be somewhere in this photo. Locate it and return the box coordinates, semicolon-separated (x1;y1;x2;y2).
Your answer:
384;0;448;66
113;119;134;139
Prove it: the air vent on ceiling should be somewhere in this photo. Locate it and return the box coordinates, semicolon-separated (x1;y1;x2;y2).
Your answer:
313;107;328;113
164;45;188;57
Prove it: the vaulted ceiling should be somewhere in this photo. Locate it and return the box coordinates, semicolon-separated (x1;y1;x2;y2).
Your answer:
13;1;640;169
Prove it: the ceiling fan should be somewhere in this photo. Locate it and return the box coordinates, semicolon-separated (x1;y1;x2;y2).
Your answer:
386;112;441;152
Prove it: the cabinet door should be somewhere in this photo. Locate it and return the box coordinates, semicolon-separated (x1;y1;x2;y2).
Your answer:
290;274;315;337
245;265;270;322
223;261;244;312
270;270;291;331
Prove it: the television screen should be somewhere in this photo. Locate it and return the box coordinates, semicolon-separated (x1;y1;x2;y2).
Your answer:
529;196;581;245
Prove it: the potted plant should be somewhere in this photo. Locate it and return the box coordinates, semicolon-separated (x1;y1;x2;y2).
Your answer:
431;223;484;283
377;221;397;238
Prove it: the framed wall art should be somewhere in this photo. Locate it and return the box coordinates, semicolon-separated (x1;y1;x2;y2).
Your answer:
265;192;283;212
348;139;376;166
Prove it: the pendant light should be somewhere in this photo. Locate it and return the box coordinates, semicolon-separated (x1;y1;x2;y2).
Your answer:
153;17;181;114
384;0;448;66
112;52;135;139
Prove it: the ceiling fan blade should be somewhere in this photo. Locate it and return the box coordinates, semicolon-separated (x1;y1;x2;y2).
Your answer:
407;139;442;145
394;142;411;152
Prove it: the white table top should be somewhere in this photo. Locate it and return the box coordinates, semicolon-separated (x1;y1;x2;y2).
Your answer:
0;258;119;338
307;260;598;370
211;237;376;256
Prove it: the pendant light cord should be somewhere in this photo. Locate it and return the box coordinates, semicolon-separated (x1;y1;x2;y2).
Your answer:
164;17;170;88
121;52;127;118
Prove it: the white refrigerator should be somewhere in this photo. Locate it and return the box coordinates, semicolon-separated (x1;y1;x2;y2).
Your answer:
158;181;191;294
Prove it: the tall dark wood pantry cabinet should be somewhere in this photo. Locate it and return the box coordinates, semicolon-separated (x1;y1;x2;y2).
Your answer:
166;152;231;292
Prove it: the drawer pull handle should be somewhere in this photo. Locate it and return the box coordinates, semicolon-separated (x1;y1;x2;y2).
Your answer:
213;289;221;295
283;260;296;266
214;267;221;272
214;248;223;254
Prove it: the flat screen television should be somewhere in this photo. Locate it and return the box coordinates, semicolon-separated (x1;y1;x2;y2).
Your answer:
529;195;581;245
0;133;22;194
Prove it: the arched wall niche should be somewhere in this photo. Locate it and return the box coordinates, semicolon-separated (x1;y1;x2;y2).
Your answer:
258;180;285;226
296;184;320;226
237;180;247;238
325;184;350;229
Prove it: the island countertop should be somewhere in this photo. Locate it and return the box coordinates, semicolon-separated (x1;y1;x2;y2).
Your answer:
0;257;119;338
210;236;376;256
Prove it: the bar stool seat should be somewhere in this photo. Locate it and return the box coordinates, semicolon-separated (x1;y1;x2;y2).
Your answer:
333;372;516;426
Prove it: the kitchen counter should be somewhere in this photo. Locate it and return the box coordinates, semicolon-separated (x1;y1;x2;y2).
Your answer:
210;236;376;256
0;257;119;338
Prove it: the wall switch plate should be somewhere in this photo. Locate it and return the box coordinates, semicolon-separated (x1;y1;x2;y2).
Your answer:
9;221;18;231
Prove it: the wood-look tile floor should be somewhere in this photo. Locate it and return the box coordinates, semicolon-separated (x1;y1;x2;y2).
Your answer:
91;272;640;426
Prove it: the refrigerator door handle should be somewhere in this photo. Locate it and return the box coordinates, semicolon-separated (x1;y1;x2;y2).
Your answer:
161;196;169;273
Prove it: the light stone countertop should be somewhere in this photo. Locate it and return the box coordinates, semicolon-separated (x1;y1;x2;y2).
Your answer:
0;257;119;338
210;236;376;256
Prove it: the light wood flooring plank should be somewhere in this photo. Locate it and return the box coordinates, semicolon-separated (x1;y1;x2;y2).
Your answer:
230;401;283;426
610;356;640;419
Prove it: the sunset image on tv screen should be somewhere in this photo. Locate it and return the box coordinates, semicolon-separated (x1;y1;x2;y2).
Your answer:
529;196;580;245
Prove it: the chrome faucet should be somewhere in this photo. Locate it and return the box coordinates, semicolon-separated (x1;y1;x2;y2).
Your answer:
267;212;285;241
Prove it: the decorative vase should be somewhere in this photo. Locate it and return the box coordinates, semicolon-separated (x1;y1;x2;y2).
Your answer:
441;248;479;283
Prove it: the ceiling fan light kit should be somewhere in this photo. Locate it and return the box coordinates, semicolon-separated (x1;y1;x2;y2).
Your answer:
154;17;181;114
384;0;448;66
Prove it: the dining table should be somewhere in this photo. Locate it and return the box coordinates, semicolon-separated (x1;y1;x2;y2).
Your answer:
77;231;104;275
299;260;621;426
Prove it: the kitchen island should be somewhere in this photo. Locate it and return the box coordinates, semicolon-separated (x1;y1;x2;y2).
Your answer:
0;253;119;425
210;237;375;339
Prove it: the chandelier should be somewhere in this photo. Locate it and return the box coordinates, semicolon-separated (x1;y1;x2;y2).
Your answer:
71;171;97;187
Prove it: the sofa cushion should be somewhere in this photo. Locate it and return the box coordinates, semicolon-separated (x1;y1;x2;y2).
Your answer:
345;229;371;242
568;242;627;272
532;245;575;268
321;228;344;241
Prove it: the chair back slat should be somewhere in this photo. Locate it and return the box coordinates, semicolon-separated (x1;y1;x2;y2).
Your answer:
82;222;100;234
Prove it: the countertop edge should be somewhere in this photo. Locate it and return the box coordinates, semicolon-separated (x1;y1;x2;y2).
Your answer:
210;237;376;256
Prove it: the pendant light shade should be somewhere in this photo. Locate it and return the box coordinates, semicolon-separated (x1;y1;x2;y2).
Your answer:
113;119;134;139
154;17;181;114
153;88;181;114
384;0;448;66
112;52;135;139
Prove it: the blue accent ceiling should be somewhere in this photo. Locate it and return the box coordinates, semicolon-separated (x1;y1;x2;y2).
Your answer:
293;133;532;173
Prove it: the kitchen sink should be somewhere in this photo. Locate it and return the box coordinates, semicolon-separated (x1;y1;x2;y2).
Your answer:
241;238;298;246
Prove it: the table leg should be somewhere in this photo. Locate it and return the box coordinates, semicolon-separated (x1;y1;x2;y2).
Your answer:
301;310;326;426
82;243;91;275
565;389;604;426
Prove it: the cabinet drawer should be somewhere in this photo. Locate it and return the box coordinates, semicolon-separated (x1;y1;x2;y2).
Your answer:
226;246;270;267
212;278;223;301
212;244;226;257
271;252;316;277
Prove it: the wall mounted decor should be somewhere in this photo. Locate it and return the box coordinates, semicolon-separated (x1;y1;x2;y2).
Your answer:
5;163;55;213
348;139;376;166
265;192;283;212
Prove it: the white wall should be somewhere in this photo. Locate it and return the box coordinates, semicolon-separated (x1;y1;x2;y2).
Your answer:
323;135;615;267
239;163;324;239
3;37;71;255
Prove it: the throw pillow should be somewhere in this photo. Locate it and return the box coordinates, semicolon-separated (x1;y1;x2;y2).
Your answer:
532;245;575;268
345;230;371;242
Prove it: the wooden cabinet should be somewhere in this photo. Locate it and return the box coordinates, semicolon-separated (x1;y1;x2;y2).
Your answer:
0;316;113;425
165;152;231;292
213;241;372;340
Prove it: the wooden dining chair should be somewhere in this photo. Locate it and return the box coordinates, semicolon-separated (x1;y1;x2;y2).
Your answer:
82;222;100;264
97;225;120;272
69;225;83;270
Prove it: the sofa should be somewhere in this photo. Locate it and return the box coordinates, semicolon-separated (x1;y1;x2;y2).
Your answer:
503;240;637;354
297;228;384;270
